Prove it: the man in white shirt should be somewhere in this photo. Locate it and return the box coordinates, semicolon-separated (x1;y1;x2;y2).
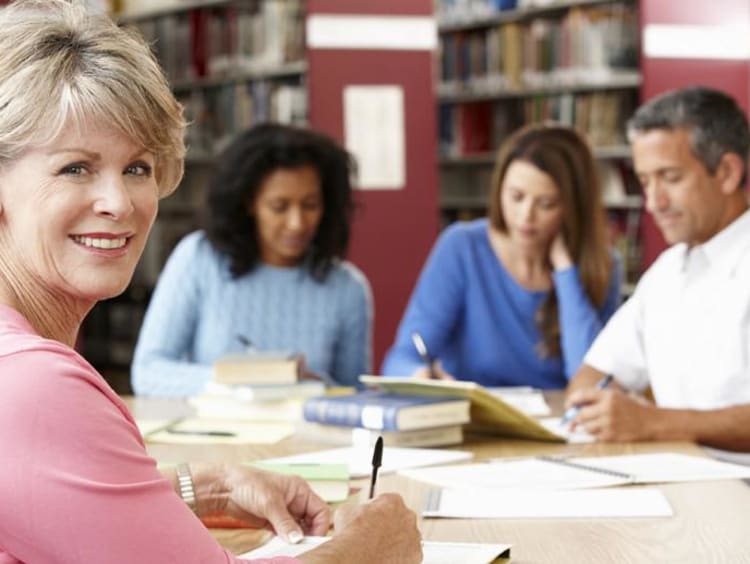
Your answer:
566;87;750;451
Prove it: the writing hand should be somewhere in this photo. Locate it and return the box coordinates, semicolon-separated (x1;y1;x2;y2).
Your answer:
567;388;659;442
413;360;454;381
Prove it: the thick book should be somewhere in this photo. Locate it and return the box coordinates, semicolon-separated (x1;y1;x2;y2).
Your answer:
212;351;299;386
297;420;464;448
359;376;564;442
303;391;470;431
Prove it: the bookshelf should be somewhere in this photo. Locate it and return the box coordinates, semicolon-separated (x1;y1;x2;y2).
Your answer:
435;0;643;291
80;0;306;391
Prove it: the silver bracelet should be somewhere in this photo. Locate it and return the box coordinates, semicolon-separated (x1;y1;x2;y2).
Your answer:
176;463;197;513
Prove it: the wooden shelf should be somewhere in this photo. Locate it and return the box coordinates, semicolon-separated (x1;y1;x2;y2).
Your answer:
603;194;643;209
438;71;641;103
118;0;238;23
439;145;631;167
438;0;635;32
440;193;642;211
170;61;307;93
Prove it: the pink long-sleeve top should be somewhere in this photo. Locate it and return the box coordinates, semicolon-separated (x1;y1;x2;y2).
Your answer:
0;305;301;564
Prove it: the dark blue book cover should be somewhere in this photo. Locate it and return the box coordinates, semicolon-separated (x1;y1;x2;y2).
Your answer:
303;392;468;431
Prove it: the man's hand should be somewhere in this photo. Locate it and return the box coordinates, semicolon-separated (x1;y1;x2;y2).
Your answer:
566;388;658;442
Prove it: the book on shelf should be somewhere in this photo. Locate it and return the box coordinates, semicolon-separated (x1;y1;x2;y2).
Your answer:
297;420;465;448
359;376;564;442
303;391;471;432
212;351;299;386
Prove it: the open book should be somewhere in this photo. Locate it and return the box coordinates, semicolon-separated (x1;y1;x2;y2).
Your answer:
400;452;750;491
359;375;564;442
241;535;511;563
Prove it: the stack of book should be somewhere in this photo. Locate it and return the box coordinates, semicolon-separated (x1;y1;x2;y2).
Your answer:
300;391;471;448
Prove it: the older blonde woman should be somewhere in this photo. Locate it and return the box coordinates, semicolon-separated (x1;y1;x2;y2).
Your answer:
0;2;421;563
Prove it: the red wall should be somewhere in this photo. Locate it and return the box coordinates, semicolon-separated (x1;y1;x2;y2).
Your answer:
306;1;440;370
639;0;750;267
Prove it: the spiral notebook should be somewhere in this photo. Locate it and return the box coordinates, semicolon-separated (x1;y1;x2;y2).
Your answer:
400;452;750;491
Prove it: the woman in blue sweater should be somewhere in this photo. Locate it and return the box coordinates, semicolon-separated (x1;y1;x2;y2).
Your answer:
382;124;622;389
132;124;372;396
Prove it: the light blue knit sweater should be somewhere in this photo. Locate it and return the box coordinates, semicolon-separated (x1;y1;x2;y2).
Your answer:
131;231;372;397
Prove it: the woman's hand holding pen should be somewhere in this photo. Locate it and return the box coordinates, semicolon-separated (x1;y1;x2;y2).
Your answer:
413;360;455;381
298;495;422;564
565;387;659;442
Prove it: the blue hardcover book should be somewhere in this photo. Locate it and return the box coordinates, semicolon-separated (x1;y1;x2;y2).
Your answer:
303;392;470;431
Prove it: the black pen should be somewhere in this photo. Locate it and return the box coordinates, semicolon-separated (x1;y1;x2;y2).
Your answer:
411;332;438;380
236;334;254;351
167;428;236;437
368;436;383;499
560;374;614;427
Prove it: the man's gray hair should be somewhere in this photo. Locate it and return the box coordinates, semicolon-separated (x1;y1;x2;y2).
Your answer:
627;86;749;183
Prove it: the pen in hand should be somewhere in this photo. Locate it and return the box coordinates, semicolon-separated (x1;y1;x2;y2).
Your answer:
411;332;438;380
368;436;383;499
559;374;614;427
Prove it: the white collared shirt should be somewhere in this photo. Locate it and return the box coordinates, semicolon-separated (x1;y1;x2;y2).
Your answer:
585;208;750;409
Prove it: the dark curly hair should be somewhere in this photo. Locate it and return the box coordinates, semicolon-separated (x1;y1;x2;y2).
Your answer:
203;123;356;281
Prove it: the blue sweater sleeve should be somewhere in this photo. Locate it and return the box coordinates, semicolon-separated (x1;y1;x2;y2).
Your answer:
131;233;213;397
330;265;373;388
381;226;466;376
554;250;623;379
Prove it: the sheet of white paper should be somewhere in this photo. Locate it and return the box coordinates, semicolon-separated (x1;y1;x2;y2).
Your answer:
487;388;551;416
134;418;181;437
539;417;595;443
572;453;750;483
423;487;673;518
344;85;405;190
262;446;473;478
241;535;510;563
400;458;625;491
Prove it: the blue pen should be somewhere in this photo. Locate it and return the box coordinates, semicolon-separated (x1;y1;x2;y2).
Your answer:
559;374;614;427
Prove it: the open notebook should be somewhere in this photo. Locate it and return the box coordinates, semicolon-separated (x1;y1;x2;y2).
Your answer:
241;535;511;563
422;487;673;519
400;452;750;491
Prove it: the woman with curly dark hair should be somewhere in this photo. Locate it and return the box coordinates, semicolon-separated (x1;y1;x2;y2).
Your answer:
132;124;372;396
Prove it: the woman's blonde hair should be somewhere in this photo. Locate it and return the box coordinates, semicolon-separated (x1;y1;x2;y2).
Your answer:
488;123;613;358
0;0;185;196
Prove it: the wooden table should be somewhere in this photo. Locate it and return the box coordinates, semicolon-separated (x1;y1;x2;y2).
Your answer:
128;395;750;562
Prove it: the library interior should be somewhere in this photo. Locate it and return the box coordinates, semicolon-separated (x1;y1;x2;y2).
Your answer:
2;0;750;562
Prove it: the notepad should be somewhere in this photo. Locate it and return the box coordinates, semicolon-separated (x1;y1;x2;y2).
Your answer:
401;452;750;491
240;535;511;563
422;487;673;518
145;418;295;445
261;446;473;478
